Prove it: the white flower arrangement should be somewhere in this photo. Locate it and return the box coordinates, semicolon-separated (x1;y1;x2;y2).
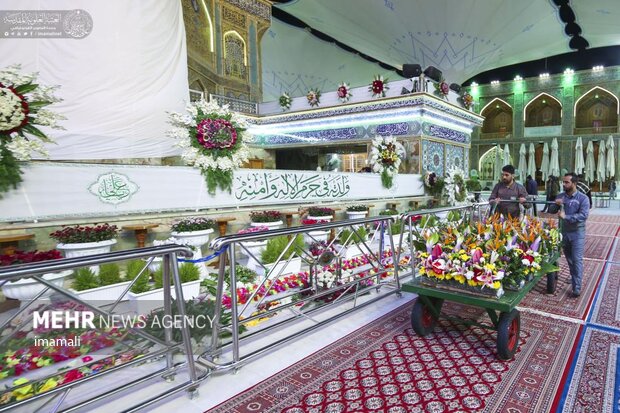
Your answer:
316;270;337;289
0;64;64;195
279;92;292;111
369;135;405;189
443;167;469;206
168;99;250;194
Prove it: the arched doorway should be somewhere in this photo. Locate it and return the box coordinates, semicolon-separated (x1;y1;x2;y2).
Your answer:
524;93;562;127
574;87;619;134
480;98;513;140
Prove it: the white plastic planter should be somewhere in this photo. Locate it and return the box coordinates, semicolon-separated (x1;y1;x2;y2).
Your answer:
250;221;283;230
170;228;214;279
346;211;367;220
2;270;73;303
303;230;330;245
239;240;268;269
127;280;202;314
306;215;333;222
70;281;132;303
255;257;302;280
56;239;117;275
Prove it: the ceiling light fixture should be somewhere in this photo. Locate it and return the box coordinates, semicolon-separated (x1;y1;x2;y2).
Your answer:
514;75;522;81
564;68;574;75
592;65;604;72
491;80;500;85
539;73;550;79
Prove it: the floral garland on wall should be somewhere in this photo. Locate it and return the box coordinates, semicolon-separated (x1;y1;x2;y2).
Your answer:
434;78;450;100
279;92;292;111
460;92;473;110
0;64;64;196
306;88;321;107
336;82;352;103
369;135;405;189
443;167;468;206
168;99;249;194
369;74;389;98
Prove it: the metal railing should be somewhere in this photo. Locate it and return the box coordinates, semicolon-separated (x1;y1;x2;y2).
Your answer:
0;245;210;413
199;215;406;373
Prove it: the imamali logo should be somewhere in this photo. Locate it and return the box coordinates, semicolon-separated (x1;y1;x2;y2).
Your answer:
88;172;139;205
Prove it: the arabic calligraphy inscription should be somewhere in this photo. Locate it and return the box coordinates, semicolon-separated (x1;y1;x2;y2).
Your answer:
234;172;350;201
88;173;138;205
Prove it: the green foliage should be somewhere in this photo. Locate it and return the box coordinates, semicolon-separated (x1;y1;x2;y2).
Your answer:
98;263;121;286
261;235;304;264
154;263;200;289
346;205;368;212
339;227;368;244
390;222;404;235
72;268;99;291
0;143;22;198
380;170;393;189
204;166;233;194
224;265;258;285
466;178;482;192
126;260;147;280
379;208;398;216
130;271;151;294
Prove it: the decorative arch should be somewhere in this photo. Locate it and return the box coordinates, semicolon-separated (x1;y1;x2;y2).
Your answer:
480;98;513;138
478;146;501;181
523;93;562;126
574;86;619;134
223;30;247;65
199;0;214;53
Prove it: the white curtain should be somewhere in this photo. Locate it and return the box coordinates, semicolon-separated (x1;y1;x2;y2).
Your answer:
574;137;585;175
541;142;549;181
1;0;188;160
518;144;527;182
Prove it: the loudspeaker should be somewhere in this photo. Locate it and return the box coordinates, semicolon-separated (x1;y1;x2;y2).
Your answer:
449;83;461;93
403;64;422;78
423;66;443;82
400;87;411;95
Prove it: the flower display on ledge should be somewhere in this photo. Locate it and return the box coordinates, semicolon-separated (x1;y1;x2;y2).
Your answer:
279;92;292;111
336;82;352;103
434;78;450;100
237;226;269;235
170;217;215;233
444;167;468;206
369;74;389;98
460;92;474;110
249;210;282;223
0;64;65;196
306;88;321;107
49;224;118;244
411;214;562;297
370;135;405;189
0;249;62;267
301;218;330;225
168;99;249;194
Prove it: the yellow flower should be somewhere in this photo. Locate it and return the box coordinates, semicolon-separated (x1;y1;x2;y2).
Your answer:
38;378;58;393
460;254;469;261
0;371;8;379
492;281;501;289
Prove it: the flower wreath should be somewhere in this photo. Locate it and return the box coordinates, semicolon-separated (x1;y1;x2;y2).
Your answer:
336;82;352;103
369;135;405;189
460;92;473;110
444;167;468;206
168;99;249;194
369;75;389;98
279;92;292;111
434;78;450;100
0;64;64;196
306;88;321;107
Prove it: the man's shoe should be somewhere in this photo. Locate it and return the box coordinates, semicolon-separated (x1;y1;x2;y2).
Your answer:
570;291;581;298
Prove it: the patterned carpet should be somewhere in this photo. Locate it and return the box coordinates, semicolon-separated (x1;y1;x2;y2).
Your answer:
588;215;620;224
590;264;620;329
582;235;615;261
206;303;580;413
519;258;604;320
557;326;620;413
585;222;620;237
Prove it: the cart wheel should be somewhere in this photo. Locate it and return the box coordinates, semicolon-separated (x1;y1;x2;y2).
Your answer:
546;271;558;294
497;309;520;360
411;297;442;336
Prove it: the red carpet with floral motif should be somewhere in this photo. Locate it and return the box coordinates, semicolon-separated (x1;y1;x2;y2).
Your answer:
582;235;615;260
590;264;620;328
585;222;620;237
206;302;580;413
588;215;620;224
519;257;604;320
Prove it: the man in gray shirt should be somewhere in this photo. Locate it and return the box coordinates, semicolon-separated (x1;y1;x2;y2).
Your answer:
490;165;528;218
555;172;590;297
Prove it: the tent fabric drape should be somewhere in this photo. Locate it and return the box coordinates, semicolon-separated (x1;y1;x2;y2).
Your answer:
541;142;550;181
527;143;536;179
518;144;527;182
1;0;188;160
585;141;595;183
574;137;585;176
549;138;560;178
597;140;606;183
606;135;615;179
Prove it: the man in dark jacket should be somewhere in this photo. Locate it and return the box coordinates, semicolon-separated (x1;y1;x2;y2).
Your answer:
490;165;528;218
525;175;538;216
